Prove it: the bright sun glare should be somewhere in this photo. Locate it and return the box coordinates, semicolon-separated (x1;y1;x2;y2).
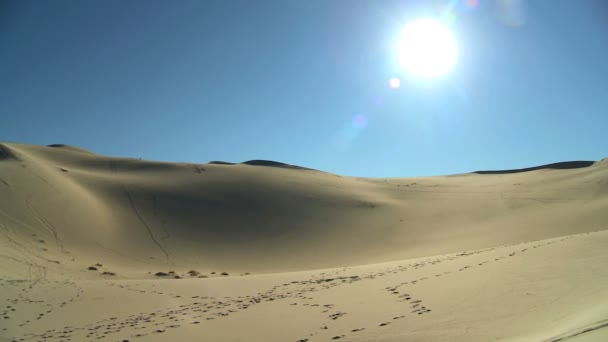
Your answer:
397;18;458;78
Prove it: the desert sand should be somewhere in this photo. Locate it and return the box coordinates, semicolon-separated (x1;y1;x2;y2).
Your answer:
1;142;607;341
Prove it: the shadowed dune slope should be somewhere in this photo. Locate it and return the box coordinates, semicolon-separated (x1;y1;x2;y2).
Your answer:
473;160;596;174
241;159;318;171
46;144;99;154
1;142;607;279
208;160;236;165
209;159;317;170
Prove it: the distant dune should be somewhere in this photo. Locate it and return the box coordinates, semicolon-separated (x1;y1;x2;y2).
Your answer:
1;142;607;342
47;143;99;154
208;160;237;165
241;159;318;171
473;160;596;174
210;159;318;171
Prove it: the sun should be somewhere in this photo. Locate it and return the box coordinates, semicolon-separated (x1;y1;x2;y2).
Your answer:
397;18;458;78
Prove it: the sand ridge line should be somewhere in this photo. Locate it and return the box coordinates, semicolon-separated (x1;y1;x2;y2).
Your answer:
24;198;69;257
121;185;171;264
543;318;608;342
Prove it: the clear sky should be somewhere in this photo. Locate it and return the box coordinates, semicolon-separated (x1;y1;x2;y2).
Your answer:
1;0;607;177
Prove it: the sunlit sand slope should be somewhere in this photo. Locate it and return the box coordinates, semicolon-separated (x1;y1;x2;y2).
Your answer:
2;231;607;341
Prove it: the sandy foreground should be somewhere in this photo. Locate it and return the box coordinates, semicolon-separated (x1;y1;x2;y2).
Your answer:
1;143;607;341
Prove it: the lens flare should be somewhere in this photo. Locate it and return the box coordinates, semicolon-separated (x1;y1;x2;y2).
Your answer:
333;114;370;151
444;12;457;26
374;96;384;107
496;0;527;27
352;114;368;129
466;0;480;8
389;78;401;89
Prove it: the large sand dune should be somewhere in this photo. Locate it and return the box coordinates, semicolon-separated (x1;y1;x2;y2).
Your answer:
1;142;607;341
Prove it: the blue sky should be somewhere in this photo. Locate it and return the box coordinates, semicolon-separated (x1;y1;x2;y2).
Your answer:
1;0;607;177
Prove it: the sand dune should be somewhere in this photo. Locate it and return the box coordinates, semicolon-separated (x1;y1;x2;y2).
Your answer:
1;142;607;341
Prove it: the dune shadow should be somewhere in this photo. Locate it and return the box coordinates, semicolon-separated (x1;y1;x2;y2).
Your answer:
473;161;595;174
208;161;237;165
0;144;18;161
47;144;97;154
241;160;316;171
209;159;316;171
